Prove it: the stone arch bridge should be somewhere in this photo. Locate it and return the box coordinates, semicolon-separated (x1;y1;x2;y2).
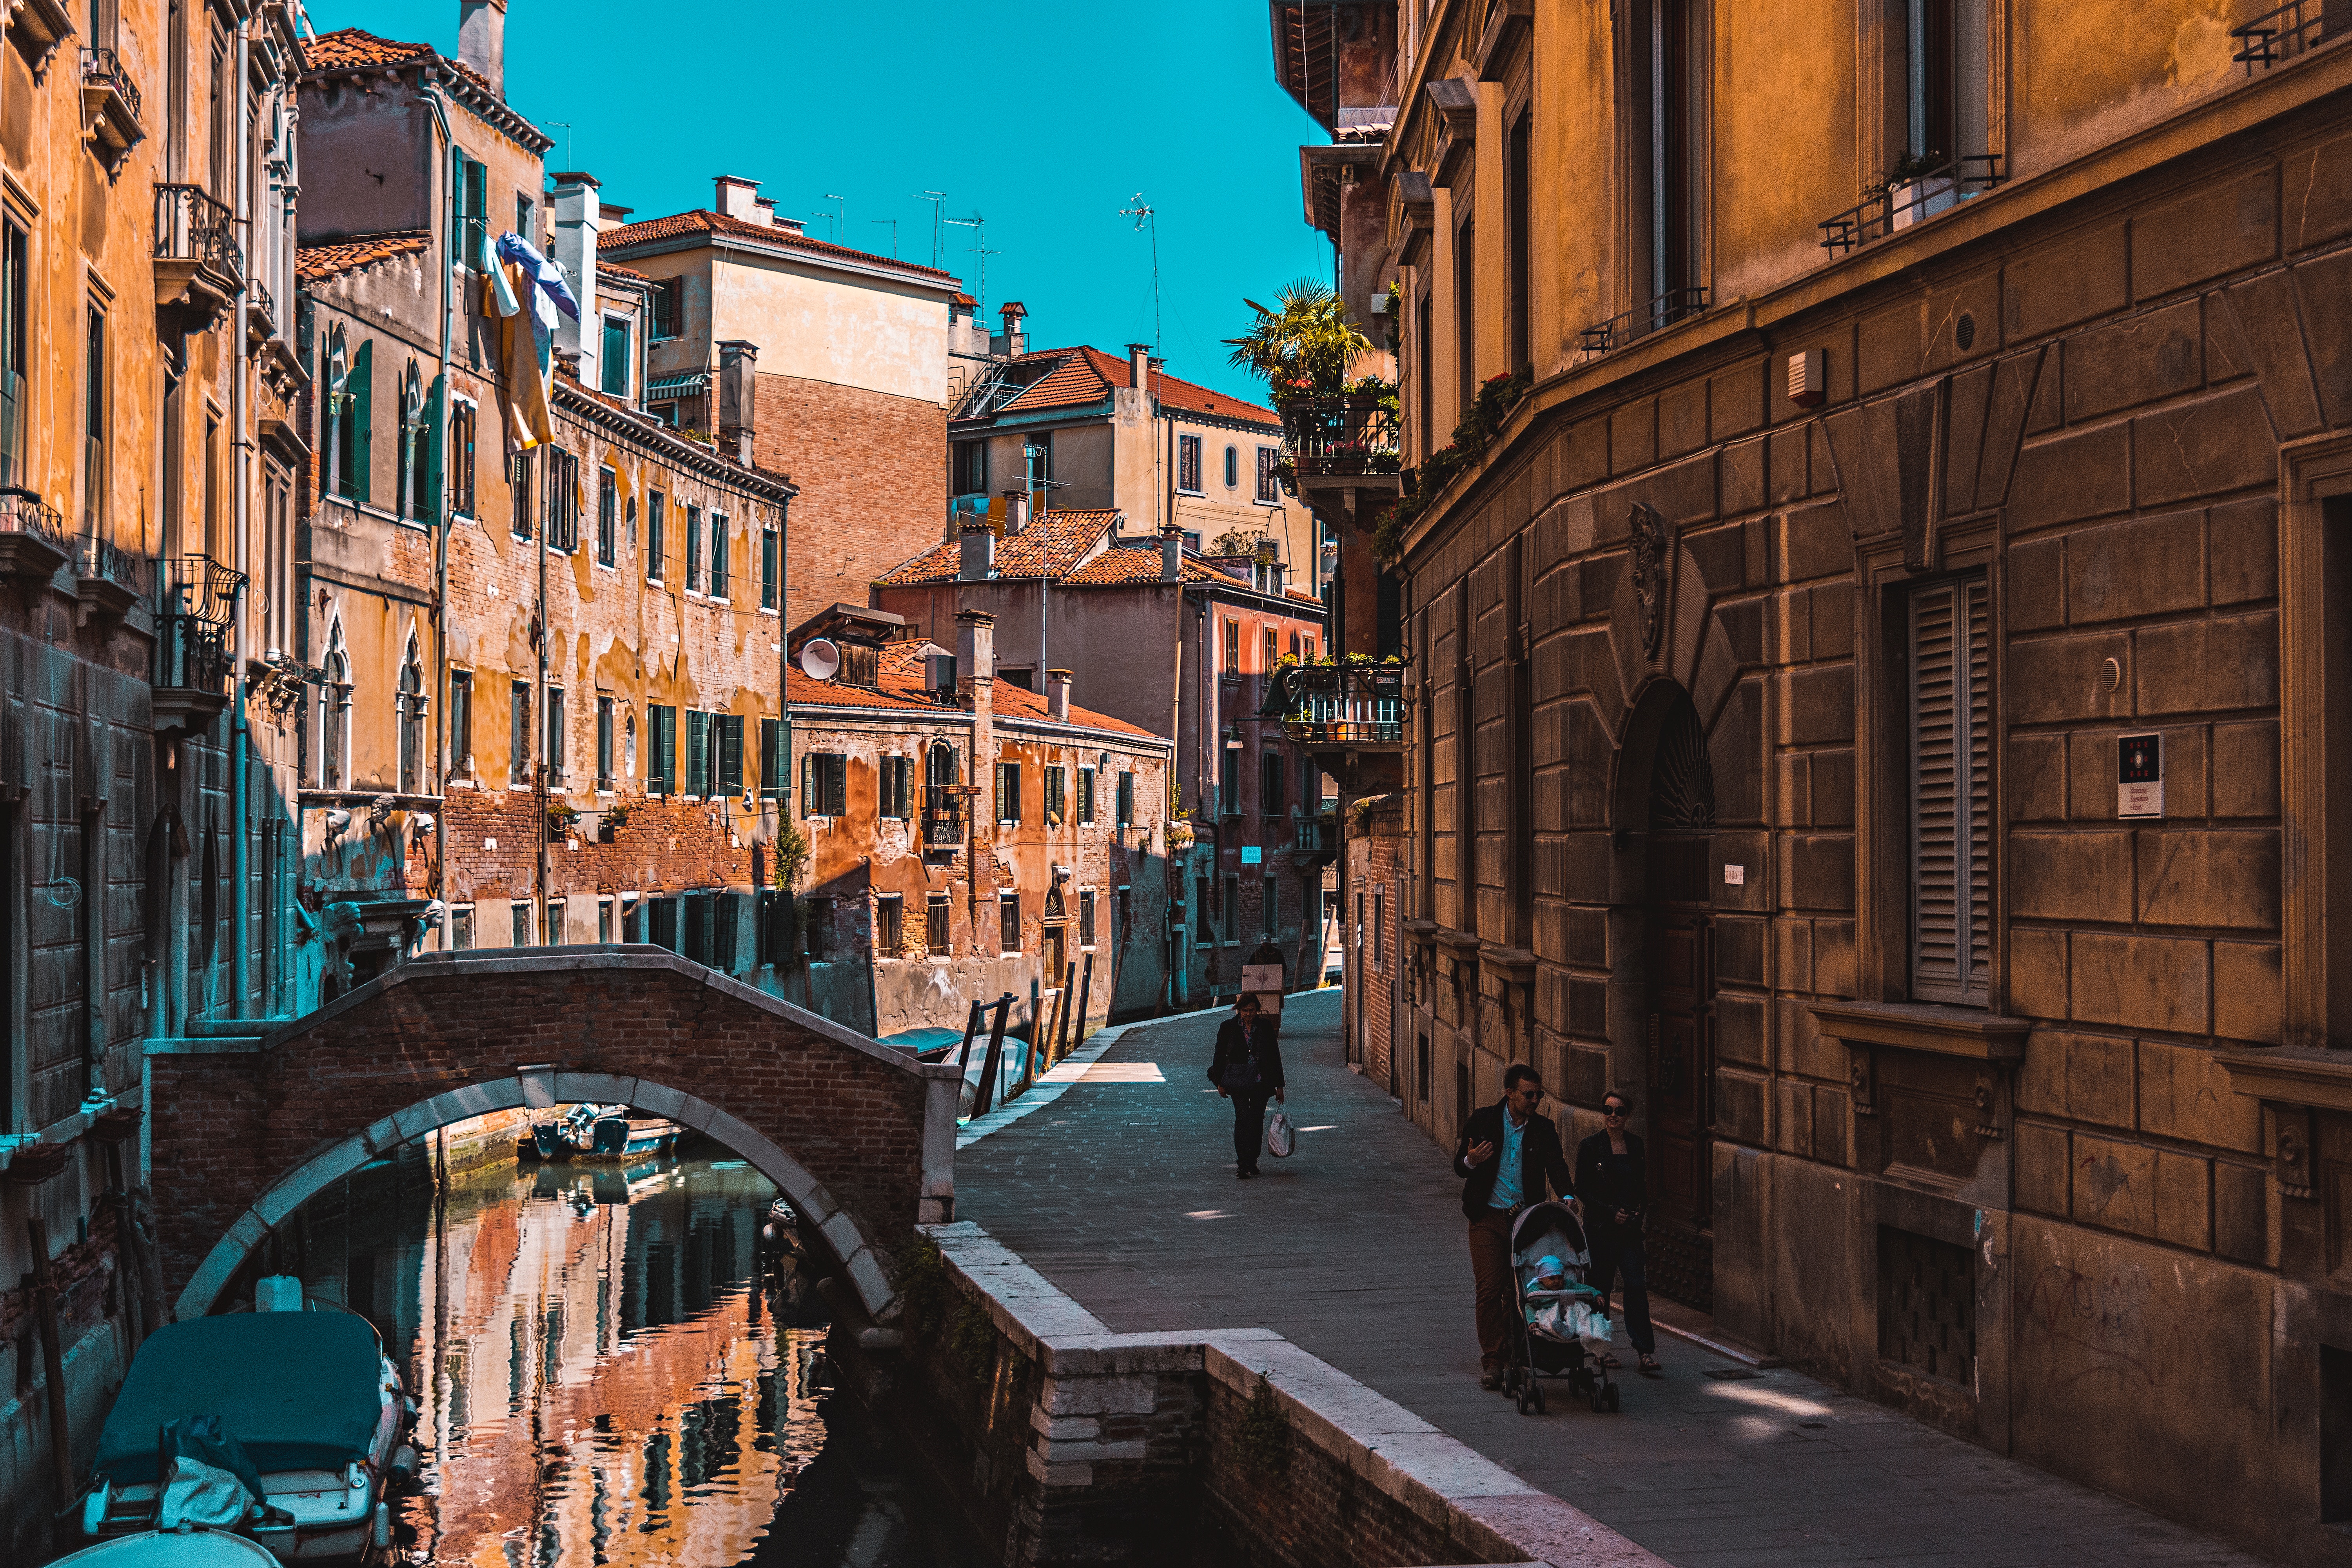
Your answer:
147;948;960;1323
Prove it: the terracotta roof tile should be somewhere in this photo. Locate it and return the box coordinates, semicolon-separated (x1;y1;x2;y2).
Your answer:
993;346;1280;425
600;209;960;286
874;509;1121;586
1058;545;1238;587
789;646;1154;740
599;261;651;284
301;27;501;96
297;230;432;281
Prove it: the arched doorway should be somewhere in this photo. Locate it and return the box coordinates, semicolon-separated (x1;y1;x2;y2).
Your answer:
1641;687;1716;1312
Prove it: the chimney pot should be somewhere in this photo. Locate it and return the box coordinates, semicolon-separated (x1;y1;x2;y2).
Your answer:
457;0;506;97
1046;669;1072;722
549;176;603;388
1003;489;1031;534
955;611;996;714
1127;342;1151;389
1160;524;1183;583
959;517;996;581
714;176;768;224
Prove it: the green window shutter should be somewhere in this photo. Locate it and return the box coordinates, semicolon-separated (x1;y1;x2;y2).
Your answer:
351;341;372;504
717;715;743;793
686;710;711;795
421;373;445;526
450;147;466;260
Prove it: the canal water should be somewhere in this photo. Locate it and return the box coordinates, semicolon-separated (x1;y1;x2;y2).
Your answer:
247;1131;981;1567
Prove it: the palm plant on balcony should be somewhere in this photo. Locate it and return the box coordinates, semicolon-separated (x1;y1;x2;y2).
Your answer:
1223;278;1370;408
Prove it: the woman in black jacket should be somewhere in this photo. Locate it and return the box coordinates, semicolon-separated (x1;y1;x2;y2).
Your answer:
1572;1090;1660;1374
1207;995;1285;1179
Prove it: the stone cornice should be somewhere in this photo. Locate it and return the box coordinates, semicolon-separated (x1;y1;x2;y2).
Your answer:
1808;1000;2031;1062
2216;1047;2352;1111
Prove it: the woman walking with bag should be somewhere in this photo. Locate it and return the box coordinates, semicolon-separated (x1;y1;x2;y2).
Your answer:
1208;995;1285;1179
1573;1091;1661;1375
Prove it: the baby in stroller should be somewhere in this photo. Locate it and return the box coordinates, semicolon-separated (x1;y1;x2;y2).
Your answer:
1503;1199;1620;1414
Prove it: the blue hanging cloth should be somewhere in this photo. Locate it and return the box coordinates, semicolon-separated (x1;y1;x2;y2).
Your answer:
492;230;581;323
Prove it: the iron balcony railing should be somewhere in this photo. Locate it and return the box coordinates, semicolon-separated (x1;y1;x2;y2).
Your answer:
0;486;69;545
1263;662;1406;748
81;46;141;124
922;787;967;848
154;183;243;283
1281;392;1402;479
1818;154;2004;254
2232;0;2350;71
78;534;146;592
1576;287;1710;360
156;606;230;693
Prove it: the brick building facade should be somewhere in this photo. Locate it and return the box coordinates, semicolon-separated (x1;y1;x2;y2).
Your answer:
1260;0;2352;1556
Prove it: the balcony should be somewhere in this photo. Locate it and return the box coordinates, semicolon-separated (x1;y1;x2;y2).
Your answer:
0;488;71;587
75;534;145;625
245;277;276;348
1290;812;1341;869
2232;0;2351;72
80;47;143;171
1283;393;1401;481
152;555;245;739
1818;155;2003;256
1576;287;1711;363
1263;661;1406;753
154;184;243;336
922;787;967;851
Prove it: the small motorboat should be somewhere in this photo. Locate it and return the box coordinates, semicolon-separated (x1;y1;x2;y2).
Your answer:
516;1104;679;1163
81;1288;416;1564
49;1531;283;1568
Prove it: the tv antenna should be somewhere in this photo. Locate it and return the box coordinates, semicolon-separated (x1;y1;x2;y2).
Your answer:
945;210;989;310
913;190;947;268
544;121;574;168
1120;192;1161;350
822;194;846;243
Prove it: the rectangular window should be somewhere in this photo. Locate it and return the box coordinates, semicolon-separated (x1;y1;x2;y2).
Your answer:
647;703;676;794
1261;750;1286;815
715;713;744;795
709;513;729;599
996;760;1022;824
598;897;614;944
650;277;682;339
1909;575;1991;1005
1078;768;1096;824
715;891;740;973
601;316;630;397
452;152;487;263
881;756;913;820
546;898;566;947
1631;0;1703;312
1255;446;1278;505
649;895;679;951
1196;873;1214;940
512;899;534;948
509;448;531;537
1178;432;1202;494
450;401;477;517
596;696;615;789
1508;111;1532;374
685;502;703;590
1117;771;1134;826
1263;626;1278;671
1220;746;1239;815
802;751;847;817
1222;872;1239;944
84;305;107;532
452;905;475;950
1044;765;1066;824
951;439;987;496
686;709;713;796
646;493;666;582
597;466;617;566
1374;890;1386;965
510;680;531;783
1263;874;1279;939
1455;220;1477;419
803;896;831;962
1079;888;1096;947
927;893;951;956
544;687;566;783
877;895;904;955
545;447;579;551
761;525;779;611
450;670;474;777
1224;617;1241;672
760;717;784;799
0;219;23;488
683;892;712;964
999;893;1021;954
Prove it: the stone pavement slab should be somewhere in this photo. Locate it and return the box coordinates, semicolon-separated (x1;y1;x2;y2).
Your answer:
955;991;2268;1568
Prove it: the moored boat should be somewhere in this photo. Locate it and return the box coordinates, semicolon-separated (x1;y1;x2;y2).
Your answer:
515;1103;681;1163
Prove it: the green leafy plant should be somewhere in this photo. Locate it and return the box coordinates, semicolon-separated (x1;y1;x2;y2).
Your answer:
1233;1373;1290;1473
1224;279;1372;409
545;800;580;839
1380;280;1403;352
774;819;810;891
1863;149;1945;201
952;1298;999;1381
898;1236;952;1332
1210;527;1264;557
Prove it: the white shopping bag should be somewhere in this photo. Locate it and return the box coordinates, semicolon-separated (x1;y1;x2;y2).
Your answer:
1240;963;1285;993
1266;1109;1296;1158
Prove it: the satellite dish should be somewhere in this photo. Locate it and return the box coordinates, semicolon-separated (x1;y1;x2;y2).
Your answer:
799;638;841;680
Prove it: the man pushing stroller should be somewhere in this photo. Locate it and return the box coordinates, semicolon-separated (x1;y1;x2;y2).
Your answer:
1454;1063;1583;1390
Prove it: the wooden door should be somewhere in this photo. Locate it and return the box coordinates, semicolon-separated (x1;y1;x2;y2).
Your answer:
1644;832;1716;1310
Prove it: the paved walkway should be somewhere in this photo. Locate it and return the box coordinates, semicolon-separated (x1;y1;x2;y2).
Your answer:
955;991;2266;1568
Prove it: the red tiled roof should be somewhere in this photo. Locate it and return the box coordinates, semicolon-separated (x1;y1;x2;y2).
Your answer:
874;510;1121;586
301;27;499;97
1058;545;1238;587
600;261;651;284
992;346;1280;425
788;646;1154;740
297;230;432;281
600;209;960;286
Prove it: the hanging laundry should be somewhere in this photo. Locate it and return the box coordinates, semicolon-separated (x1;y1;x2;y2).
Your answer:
492;230;580;322
486;257;552;454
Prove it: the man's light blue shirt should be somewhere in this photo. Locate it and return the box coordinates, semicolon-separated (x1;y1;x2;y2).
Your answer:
1490;1108;1527;1209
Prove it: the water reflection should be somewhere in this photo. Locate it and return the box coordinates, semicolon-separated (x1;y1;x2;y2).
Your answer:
258;1136;972;1567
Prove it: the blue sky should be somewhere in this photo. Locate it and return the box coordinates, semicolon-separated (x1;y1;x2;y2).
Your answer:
306;0;1337;405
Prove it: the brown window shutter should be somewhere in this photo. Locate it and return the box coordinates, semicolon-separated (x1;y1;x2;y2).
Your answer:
1909;576;1990;1005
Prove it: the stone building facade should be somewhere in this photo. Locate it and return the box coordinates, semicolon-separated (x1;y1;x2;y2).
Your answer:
781;605;1171;1040
1271;0;2352;1557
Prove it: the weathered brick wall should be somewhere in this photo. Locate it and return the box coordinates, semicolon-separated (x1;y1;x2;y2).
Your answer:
148;955;933;1301
1345;801;1407;1094
751;372;947;626
441;786;756;906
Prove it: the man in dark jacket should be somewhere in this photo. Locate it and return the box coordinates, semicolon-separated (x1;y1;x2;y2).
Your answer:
1453;1063;1581;1388
1573;1090;1660;1374
1207;995;1285;1179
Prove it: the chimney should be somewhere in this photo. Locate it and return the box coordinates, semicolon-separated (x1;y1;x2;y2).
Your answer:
997;301;1027;358
715;175;769;224
959;515;996;581
1127;342;1151;390
1003;488;1030;534
955;610;995;714
1046;669;1072;722
1160;523;1183;583
717;339;759;463
457;0;506;97
549;174;602;389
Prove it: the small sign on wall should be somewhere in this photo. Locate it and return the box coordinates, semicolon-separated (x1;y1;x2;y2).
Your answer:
2118;733;2164;818
1241;845;1263;864
1723;864;1746;886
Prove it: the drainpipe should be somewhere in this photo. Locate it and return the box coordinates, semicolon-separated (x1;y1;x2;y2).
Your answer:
422;83;456;945
229;12;252;1018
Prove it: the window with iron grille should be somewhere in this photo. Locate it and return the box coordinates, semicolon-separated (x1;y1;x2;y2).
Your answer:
1256;446;1279;503
1078;767;1095;824
1044;765;1065;823
1909;575;1991;1005
803;751;847;817
646;703;676;794
996;760;1022;824
646;492;666;582
543;447;579;551
1878;1227;1975;1386
999;893;1021;953
877;895;903;955
1178;433;1202;494
597;466;617;565
1079;889;1095;947
927;893;951;956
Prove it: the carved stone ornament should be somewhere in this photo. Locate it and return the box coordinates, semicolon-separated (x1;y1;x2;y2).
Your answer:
1849;1045;1875;1116
2279;1107;2317;1201
1628;502;1675;662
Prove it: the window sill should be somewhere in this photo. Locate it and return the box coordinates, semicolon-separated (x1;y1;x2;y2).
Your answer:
2214;1047;2352;1112
1806;999;2030;1062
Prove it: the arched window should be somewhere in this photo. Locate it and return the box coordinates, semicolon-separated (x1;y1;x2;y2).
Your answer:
624;710;637;780
397;360;426;521
322;622;351;790
397;636;426;794
326;330;369;504
1223;444;1239;489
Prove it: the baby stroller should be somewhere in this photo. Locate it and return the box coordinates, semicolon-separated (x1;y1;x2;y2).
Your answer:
1503;1199;1620;1414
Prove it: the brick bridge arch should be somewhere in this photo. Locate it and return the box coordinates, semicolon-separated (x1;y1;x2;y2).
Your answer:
151;948;959;1323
